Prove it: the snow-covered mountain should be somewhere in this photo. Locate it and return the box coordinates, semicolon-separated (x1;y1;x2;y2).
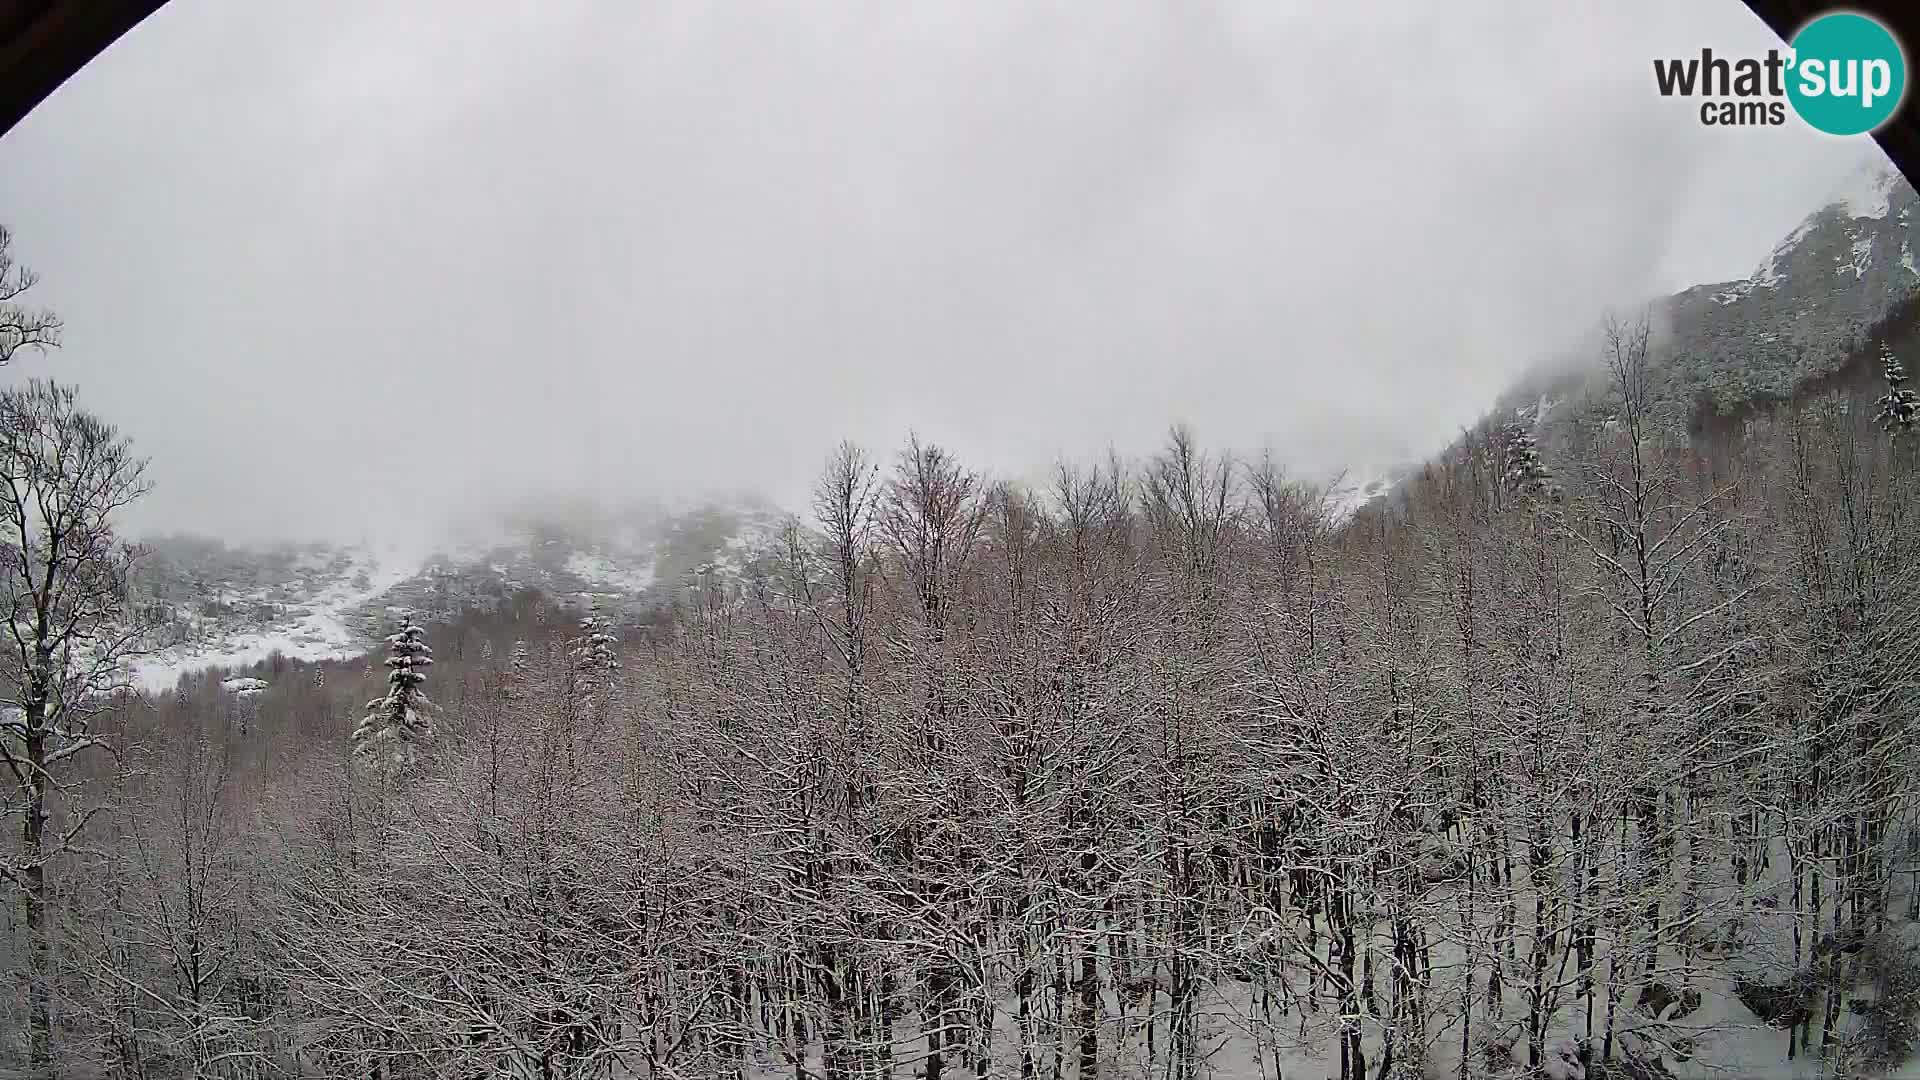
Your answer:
1660;155;1917;415
400;495;786;606
1487;151;1917;437
1325;462;1417;523
127;157;1920;692
1323;152;1917;523
125;495;786;694
126;539;420;694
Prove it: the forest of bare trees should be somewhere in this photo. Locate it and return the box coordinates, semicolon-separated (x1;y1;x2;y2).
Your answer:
2;317;1919;1080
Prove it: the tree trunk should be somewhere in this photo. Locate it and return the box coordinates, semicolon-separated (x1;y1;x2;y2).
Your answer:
1076;938;1098;1080
22;700;52;1080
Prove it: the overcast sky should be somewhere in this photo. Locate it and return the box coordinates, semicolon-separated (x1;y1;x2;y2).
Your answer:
0;0;1884;545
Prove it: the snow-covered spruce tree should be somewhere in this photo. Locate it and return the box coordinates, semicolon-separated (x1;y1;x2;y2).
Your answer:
572;604;619;686
351;616;434;767
1504;419;1559;502
503;639;531;702
1874;344;1918;435
570;605;620;737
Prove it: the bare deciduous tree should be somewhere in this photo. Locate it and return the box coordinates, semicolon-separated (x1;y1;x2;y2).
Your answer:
0;380;149;1076
0;227;61;367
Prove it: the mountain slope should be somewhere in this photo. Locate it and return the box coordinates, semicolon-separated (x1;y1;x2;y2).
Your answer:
1486;153;1916;442
124;496;785;693
1664;157;1917;417
126;539;418;694
127;160;1918;688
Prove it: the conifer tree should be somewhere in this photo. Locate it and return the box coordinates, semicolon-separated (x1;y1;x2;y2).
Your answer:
351;615;434;766
570;604;620;734
1504;419;1559;501
500;639;532;704
1874;344;1918;435
573;604;619;686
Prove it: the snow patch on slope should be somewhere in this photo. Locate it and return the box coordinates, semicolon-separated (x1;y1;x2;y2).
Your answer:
1729;152;1899;296
1844;234;1875;278
1831;156;1898;220
1751;216;1816;287
564;551;658;595
1713;279;1757;304
1324;466;1400;524
127;543;418;694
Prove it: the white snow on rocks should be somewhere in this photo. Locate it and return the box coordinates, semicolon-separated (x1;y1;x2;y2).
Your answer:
1844;233;1875;278
1831;154;1899;220
1324;466;1398;524
127;543;417;695
1750;216;1815;288
563;550;658;594
1731;151;1901;296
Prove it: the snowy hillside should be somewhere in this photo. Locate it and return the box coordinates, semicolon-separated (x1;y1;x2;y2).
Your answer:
1483;149;1916;446
1324;463;1413;523
126;541;418;694
391;495;785;611
124;495;785;693
1725;157;1910;300
1648;152;1914;416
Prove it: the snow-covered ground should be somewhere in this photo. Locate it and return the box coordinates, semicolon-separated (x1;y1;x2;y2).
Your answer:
1833;156;1898;221
126;542;419;694
120;498;761;694
1750;216;1818;290
1324;464;1404;524
564;550;659;595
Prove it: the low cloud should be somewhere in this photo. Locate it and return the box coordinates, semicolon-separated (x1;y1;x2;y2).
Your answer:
0;0;1876;543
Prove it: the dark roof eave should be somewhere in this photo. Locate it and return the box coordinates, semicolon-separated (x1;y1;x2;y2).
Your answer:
0;1;168;138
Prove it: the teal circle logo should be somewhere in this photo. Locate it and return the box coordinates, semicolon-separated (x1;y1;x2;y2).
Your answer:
1787;12;1906;136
